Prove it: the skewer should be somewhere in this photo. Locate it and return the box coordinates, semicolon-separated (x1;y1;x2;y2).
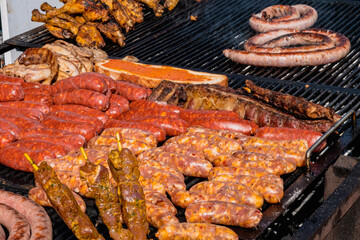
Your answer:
116;132;122;151
80;147;88;161
24;153;39;171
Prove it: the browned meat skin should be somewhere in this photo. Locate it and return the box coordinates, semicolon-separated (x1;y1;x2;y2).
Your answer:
108;148;148;240
97;21;125;47
135;0;164;16
34;161;104;239
79;161;133;240
164;0;179;10
148;80;336;132
244;80;341;122
76;23;106;48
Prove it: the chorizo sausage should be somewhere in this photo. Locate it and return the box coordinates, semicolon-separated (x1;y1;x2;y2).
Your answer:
0;129;17;148
51;110;103;133
0;74;24;84
51;72;109;94
255;127;325;152
191;117;258;135
0;106;43;121
0;82;24;101
0;101;49;115
101;127;157;147
10;139;68;157
211;174;284;203
0;119;21;138
104;118;166;142
41;116;97;141
133;116;189;136
50;104;108;124
23;94;53;107
249;4;318;32
20;127;82;138
21;135;85;152
23;87;52;96
110;94;130;111
120;108;179;122
104;103;125;119
0;115;43;131
0;203;30;240
53;89;110;111
130;99;183;113
0;190;52;240
116;80;151;101
185;201;262;228
189;180;264;209
179;109;239;122
156;223;239;240
145;203;179;229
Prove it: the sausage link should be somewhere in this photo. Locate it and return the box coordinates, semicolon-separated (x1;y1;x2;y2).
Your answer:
191;117;258;135
130;99;183;113
156;223;239;240
185;201;262;228
21;135;85;152
110;94;130;111
120;108;179;122
139;176;166;195
0;106;43;121
189;181;264;209
0;225;5;240
0;203;30;240
50;104;108;124
29;186;87;213
208;166;283;187
245;145;306;167
138;149;212;178
24;94;53;107
9;140;68;157
255;127;325;152
211;174;284;203
170;190;245;209
186;126;244;139
0;101;49;114
133;116;189;136
0;82;24;101
139;166;186;195
116;80;151;101
101;127;157;147
159;144;206;159
185;132;243;152
104;118;166;142
41;116;97;141
0;189;53;240
0;115;43;131
104;104;125;119
0;129;17;148
139;159;184;181
51;110;103;133
0;119;21;138
53;89;110;111
51;72;109;94
145;203;179;229
21;127;82;138
0;73;24;84
23;87;52;96
180;109;239;122
230;151;297;174
144;191;177;215
212;154;293;176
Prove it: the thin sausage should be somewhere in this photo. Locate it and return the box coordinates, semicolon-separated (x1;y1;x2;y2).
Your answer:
185;201;262;228
0;82;24;101
116;80;151;101
133;116;189;136
50;104;108;124
0;189;53;240
53;89;110;111
21;135;85;152
9;140;68;157
0;203;31;240
130;99;183;113
156;223;239;240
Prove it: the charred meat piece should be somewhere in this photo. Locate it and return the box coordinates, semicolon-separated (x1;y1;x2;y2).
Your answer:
135;0;164;17
76;23;106;48
97;21;126;47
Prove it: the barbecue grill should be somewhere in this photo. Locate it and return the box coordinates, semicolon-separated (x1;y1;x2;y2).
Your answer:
1;0;360;239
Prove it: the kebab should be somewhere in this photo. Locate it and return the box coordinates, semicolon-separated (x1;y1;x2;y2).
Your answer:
79;147;133;240
24;153;104;240
107;133;149;240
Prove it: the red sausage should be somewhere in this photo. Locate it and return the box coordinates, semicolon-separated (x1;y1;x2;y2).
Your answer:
21;82;53;93
0;146;56;172
21;135;85;152
110;94;130;111
0;106;43;121
9;140;68;157
104;104;125;119
120;108;179;121
0;101;50;114
51;72;109;94
53;89;110;111
104;118;166;142
0;74;24;84
23;87;52;96
0;115;43;130
0;129;17;148
0;119;21;139
50;110;103;133
116;80;151;101
50;104;108;124
133;116;189;136
41;116;97;141
24;94;53;107
20;127;82;138
179;109;239;122
0;189;53;240
130;100;183;113
255;126;325;152
191;117;258;135
0;82;24;101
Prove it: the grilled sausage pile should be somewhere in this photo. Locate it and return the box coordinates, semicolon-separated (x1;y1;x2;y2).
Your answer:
223;4;351;67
